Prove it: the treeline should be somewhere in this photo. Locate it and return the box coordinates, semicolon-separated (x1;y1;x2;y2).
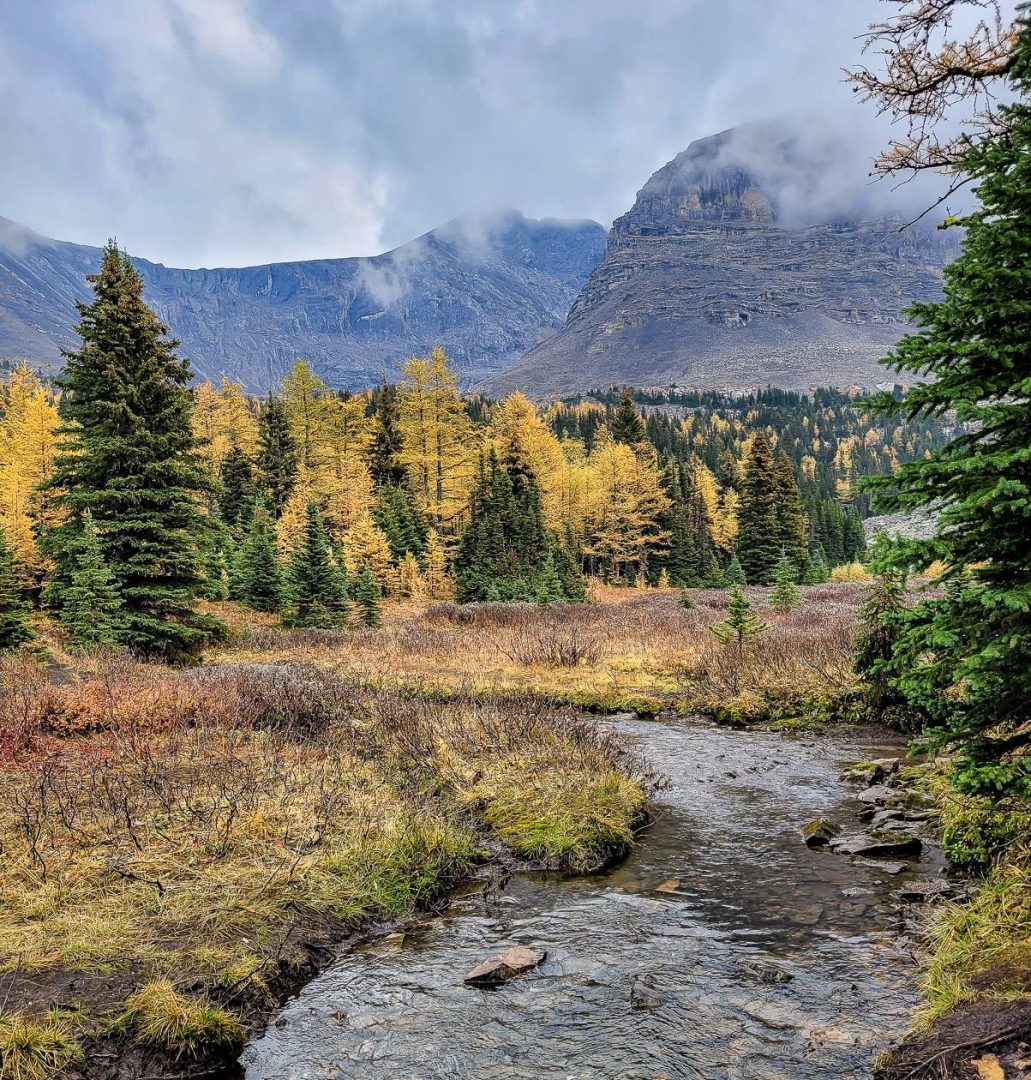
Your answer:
0;242;939;659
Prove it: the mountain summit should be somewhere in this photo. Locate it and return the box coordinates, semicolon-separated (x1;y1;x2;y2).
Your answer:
0;212;606;389
481;122;959;397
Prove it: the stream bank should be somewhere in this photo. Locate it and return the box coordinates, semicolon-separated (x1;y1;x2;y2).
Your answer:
241;716;948;1080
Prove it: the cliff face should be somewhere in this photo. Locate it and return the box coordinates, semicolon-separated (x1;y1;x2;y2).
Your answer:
0;213;606;390
481;124;958;397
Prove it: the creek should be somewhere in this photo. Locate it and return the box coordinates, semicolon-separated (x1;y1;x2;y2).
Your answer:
242;716;940;1079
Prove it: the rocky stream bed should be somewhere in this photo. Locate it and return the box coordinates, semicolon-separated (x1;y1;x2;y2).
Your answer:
237;716;951;1080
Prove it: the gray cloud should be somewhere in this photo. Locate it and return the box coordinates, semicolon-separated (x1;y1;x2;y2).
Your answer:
0;0;977;268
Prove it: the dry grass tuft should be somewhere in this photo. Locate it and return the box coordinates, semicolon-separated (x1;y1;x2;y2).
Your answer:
0;1010;83;1080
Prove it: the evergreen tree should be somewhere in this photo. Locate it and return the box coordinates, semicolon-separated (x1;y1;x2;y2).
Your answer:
736;433;781;584
231;502;283;612
841;508;867;564
854;556;909;712
219;443;256;529
284;501;348;628
200;534;230;601
373;482;428;561
862;21;1031;795
769;553;802;613
354;566;383;628
553;526;589;602
724;555;747;586
256;393;299;516
773;452;808;571
534;552;565;604
711;587;768;650
59;511;122;648
678;587;697;611
453;451;557;602
0;525;33;649
42;243;222;663
803;546;830;585
369;383;406;485
710;586;767;694
610;387;646;445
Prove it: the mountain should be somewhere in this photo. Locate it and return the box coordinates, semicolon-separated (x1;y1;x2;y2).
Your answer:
0;213;606;390
481;122;959;398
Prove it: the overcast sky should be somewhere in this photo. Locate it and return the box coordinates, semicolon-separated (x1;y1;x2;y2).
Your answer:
1;1;937;268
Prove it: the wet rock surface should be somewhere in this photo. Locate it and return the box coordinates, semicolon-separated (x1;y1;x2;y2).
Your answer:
242;719;944;1080
464;946;547;988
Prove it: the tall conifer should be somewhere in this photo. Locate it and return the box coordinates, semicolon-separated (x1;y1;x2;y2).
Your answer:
42;243;222;662
863;19;1031;796
736;433;780;584
256;393;298;516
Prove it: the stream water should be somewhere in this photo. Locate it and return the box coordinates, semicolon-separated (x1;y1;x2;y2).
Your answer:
241;717;940;1079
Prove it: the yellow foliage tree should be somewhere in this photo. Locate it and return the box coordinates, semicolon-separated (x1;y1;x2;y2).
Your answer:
396;348;477;531
489;391;567;531
0;366;60;576
343;510;395;590
423;528;452;599
584;429;670;579
193;377;259;471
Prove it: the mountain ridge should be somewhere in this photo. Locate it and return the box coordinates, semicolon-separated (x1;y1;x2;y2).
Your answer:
0;212;606;390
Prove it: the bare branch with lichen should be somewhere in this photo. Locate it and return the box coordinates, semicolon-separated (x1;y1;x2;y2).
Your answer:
846;0;1019;175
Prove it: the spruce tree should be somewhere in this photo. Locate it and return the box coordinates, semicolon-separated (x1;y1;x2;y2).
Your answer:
453;451;556;602
256;393;299;515
0;525;34;649
200;527;231;601
42;243;222;663
369;383;406;485
284;501;348;628
711;587;768;651
854;558;909;712
534;553;565;604
59;511;122;648
736;432;781;584
611;387;646;445
769;553;802;613
803;546;830;585
219;443;256;529
773;452;808;572
862;20;1031;796
354;566;383;628
553;526;588;602
724;556;747;586
710;586;767;694
231;502;283;612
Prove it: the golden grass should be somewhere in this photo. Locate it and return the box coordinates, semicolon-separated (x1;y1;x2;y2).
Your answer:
0;658;648;1067
214;584;863;722
0;1011;82;1080
111;981;244;1053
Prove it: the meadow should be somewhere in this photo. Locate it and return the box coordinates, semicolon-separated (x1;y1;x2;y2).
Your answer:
0;582;865;1077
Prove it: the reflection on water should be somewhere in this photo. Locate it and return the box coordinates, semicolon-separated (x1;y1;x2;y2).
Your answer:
243;718;933;1079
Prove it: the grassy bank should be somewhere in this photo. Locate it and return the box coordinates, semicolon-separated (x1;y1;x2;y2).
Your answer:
877;784;1031;1079
214;583;865;726
0;652;648;1078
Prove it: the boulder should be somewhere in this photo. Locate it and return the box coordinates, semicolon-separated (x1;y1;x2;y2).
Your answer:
464;946;547;988
832;829;923;858
841;762;885;785
857;784;895;805
801;819;842;848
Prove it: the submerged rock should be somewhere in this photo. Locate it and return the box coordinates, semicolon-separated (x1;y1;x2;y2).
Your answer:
464;946;547;988
801;818;842;848
630;973;664;1009
738;959;794;985
831;829;923;858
